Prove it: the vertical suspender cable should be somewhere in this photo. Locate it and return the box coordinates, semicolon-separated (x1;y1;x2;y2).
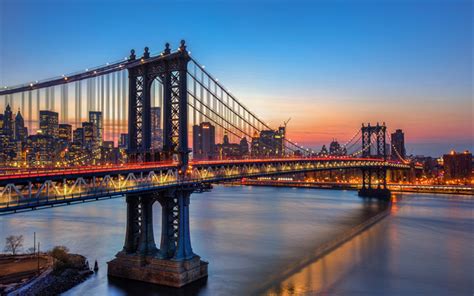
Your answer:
28;90;32;131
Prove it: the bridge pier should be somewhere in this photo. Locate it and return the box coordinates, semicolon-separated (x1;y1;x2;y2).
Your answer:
107;188;208;288
358;168;391;200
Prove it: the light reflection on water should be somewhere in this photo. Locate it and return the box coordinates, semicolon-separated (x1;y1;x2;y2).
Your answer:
1;187;471;295
266;194;474;295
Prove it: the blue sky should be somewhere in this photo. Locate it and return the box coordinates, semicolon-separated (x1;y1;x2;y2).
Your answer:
0;0;472;156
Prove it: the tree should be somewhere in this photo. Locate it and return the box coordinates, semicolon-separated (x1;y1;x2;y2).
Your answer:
4;235;24;255
50;246;69;262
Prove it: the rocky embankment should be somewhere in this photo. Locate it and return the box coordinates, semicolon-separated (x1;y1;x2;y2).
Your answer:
11;254;93;296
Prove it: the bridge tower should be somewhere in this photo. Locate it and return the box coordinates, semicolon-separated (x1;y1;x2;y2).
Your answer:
359;123;391;200
127;41;190;174
108;41;208;287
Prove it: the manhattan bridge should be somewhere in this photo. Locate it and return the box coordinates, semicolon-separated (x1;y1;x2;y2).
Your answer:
0;41;420;287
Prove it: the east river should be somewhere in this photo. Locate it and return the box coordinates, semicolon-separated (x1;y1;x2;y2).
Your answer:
0;186;472;295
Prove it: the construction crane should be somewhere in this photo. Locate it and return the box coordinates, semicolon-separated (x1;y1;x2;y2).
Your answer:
283;117;291;128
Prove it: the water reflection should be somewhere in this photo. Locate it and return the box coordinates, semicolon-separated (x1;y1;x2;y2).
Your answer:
266;194;473;295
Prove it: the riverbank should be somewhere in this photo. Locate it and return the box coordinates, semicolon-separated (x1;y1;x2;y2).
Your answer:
5;253;93;296
0;254;51;294
240;180;474;196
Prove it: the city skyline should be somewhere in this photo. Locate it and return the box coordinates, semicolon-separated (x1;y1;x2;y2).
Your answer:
1;0;472;156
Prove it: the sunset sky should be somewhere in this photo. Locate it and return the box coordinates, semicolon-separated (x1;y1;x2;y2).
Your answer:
0;0;472;156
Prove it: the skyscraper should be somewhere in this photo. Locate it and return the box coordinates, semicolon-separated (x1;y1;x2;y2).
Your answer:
59;124;72;143
73;128;84;146
14;109;28;143
2;104;13;138
391;129;405;160
193;122;215;160
89;111;103;147
151;107;162;150
82;122;95;150
39;110;59;138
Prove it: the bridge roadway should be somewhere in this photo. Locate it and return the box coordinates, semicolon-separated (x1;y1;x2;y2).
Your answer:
0;157;415;214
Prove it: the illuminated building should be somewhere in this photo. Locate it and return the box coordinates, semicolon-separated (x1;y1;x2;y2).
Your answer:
319;145;328;156
73;128;84;146
251;127;285;157
151;107;163;150
26;134;57;166
443;150;472;182
119;133;128;149
240;137;249;156
39;110;59;138
2;104;13;139
82;122;95;150
59;124;72;144
193;122;215;160
102;141;119;163
329;139;346;156
14;109;28;144
391;129;405;160
89;111;103;147
215;133;248;159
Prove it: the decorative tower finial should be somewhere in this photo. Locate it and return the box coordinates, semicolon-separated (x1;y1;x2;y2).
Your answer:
179;40;186;52
129;49;136;61
143;47;150;59
163;43;171;55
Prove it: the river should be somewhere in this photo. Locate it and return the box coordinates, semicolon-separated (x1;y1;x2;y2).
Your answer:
0;186;472;295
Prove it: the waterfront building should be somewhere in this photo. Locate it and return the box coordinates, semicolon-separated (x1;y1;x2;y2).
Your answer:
391;129;406;160
443;150;472;182
39;110;59;138
193;122;215;160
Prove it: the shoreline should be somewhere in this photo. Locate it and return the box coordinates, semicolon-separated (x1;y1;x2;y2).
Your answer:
4;253;93;296
238;180;474;196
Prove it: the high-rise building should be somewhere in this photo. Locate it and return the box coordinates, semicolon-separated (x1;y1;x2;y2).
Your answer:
391;129;405;161
39;110;59;138
239;137;249;156
329;139;341;155
14;109;28;144
26;134;57;166
151;107;162;150
215;133;248;160
82;122;95;150
73;128;84;146
119;133;129;149
59;124;72;144
251;128;285;157
89;111;103;147
443;150;472;182
2;104;13;138
193;122;215;160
